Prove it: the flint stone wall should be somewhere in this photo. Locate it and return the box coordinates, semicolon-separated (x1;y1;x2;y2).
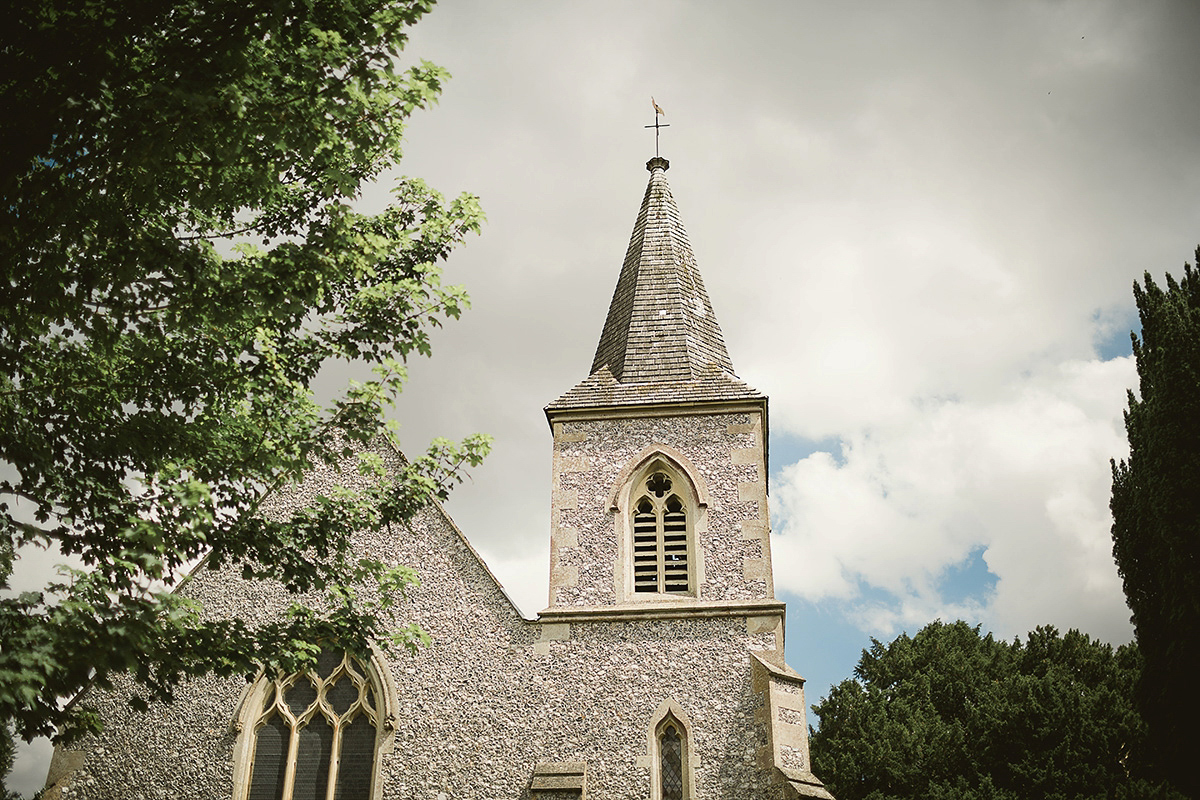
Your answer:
549;409;772;608
48;447;792;800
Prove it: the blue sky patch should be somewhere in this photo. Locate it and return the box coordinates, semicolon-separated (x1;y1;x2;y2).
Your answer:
1094;308;1139;361
937;546;998;606
769;431;844;480
781;594;878;714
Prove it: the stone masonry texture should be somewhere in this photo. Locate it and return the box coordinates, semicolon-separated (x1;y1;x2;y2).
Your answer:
549;410;769;607
48;445;802;799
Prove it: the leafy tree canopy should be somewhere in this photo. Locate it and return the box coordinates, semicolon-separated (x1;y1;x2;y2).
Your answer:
810;620;1183;800
1110;251;1200;797
0;0;488;744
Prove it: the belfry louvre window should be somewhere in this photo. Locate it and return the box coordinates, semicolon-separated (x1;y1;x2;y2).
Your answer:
632;470;690;593
246;649;380;800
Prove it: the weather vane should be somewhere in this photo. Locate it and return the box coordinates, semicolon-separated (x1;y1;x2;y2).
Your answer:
645;97;670;157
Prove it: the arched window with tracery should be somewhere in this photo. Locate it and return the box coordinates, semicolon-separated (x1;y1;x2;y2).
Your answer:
631;467;692;594
241;648;383;800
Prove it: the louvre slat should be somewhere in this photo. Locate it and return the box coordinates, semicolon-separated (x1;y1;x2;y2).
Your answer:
631;479;691;596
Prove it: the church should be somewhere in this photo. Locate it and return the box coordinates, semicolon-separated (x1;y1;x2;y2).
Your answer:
44;156;834;800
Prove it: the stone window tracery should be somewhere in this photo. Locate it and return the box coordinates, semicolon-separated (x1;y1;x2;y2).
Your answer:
243;648;381;800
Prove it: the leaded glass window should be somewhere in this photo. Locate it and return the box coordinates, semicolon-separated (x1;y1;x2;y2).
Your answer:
660;722;684;800
632;470;691;594
246;649;380;800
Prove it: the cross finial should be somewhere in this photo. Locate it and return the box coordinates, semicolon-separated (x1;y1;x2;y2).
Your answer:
644;97;670;158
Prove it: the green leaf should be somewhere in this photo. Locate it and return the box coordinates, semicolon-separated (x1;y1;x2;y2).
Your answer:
0;0;484;743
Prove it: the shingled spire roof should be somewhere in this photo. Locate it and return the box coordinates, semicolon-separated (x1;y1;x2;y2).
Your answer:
548;157;763;411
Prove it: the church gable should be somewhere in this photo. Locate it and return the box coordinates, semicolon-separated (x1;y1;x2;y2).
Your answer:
43;446;534;800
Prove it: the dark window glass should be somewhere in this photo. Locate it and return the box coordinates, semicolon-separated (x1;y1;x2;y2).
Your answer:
316;649;343;679
327;676;358;718
286;677;318;716
292;716;334;800
334;714;375;800
661;724;683;800
248;714;289;800
249;651;380;800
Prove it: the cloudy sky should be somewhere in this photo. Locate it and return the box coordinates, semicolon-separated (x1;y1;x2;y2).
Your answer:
382;0;1200;699
10;0;1200;794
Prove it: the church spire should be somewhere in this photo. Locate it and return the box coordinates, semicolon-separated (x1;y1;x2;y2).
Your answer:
548;158;762;411
591;157;735;383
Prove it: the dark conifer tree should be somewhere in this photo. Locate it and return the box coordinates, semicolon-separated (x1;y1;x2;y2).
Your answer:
810;621;1182;800
1111;250;1200;798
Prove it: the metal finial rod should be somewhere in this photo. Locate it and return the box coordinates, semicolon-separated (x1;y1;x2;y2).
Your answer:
645;97;670;157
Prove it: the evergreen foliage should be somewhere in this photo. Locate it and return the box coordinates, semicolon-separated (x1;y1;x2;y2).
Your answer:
1110;251;1200;798
0;724;19;800
0;0;488;744
810;621;1181;800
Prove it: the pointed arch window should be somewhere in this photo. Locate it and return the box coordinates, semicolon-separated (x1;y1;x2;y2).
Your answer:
659;721;685;800
241;648;383;800
654;714;692;800
632;469;692;594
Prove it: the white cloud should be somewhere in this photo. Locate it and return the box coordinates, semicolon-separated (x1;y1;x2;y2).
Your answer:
475;546;549;620
771;355;1136;644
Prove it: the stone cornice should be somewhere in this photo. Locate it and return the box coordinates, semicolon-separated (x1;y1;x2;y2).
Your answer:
546;395;767;424
536;598;785;625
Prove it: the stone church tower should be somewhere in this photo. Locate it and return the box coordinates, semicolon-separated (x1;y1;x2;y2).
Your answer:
44;158;833;800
